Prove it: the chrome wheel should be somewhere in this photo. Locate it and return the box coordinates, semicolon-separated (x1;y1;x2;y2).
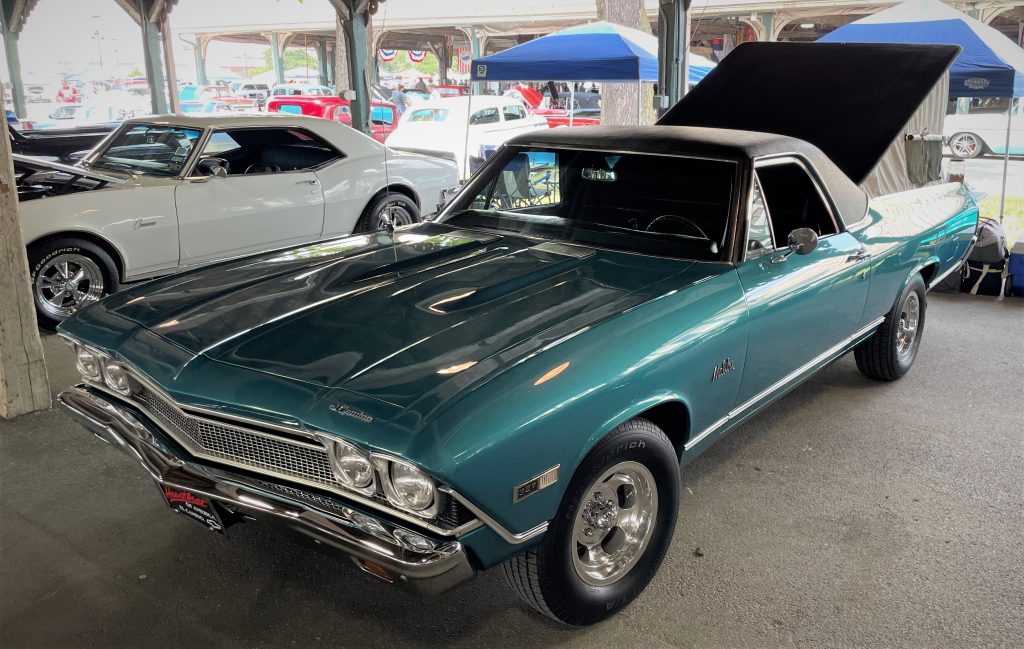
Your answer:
571;461;658;586
949;132;982;158
34;254;105;320
377;202;413;229
896;291;920;362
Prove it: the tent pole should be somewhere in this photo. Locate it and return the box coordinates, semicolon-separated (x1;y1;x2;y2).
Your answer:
637;78;642;125
569;85;575;127
998;97;1014;223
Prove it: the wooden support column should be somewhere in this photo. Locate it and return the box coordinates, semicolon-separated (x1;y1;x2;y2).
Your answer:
341;10;371;135
0;85;50;420
139;6;168;113
160;13;180;112
1;1;27;119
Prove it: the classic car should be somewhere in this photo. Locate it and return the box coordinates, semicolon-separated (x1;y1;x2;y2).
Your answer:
18;112;458;327
233;82;271;102
265;94;399;143
386;95;548;178
270;82;335;97
57;43;977;626
434;84;467;97
9;122;115;161
944;98;1023;158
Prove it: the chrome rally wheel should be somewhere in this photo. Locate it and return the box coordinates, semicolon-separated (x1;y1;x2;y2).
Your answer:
34;253;105;320
572;461;658;586
503;418;679;626
895;291;920;363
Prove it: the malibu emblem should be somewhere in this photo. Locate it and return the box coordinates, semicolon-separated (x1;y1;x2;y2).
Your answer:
711;358;734;383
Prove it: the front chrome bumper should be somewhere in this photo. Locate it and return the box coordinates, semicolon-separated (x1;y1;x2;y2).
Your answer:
57;386;475;595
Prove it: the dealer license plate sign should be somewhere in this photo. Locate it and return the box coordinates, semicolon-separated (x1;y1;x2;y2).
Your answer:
159;485;224;533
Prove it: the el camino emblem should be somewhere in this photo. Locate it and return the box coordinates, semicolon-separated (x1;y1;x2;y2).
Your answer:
328;403;373;423
711;358;734;383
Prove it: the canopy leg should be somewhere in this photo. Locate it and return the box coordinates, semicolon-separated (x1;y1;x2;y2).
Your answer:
998;98;1014;223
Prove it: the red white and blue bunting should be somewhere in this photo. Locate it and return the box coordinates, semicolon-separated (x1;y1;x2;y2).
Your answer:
377;49;396;62
408;50;427;63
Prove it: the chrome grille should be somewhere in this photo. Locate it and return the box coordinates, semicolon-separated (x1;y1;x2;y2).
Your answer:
134;387;338;488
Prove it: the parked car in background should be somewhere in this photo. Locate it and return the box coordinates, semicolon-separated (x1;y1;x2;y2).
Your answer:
179;100;236;114
17;113;458;326
49;104;84;120
266;94;398;143
386;95;548;177
944;100;1024;158
544;107;602;128
270;83;334;97
234;82;271;102
433;84;467;98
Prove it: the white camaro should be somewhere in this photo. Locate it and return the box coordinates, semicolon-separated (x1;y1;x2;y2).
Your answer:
17;113;459;326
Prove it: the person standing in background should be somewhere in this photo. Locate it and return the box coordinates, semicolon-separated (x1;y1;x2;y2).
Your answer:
391;84;410;117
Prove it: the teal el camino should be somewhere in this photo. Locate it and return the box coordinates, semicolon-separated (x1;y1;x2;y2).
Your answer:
57;43;978;625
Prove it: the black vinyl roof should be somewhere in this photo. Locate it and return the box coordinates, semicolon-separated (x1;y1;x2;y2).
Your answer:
507;125;870;227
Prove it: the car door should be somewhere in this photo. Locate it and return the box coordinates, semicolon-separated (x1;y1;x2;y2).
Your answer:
174;127;329;267
734;158;871;405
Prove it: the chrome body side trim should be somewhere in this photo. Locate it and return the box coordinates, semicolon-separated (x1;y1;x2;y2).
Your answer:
57;386;475;594
684;316;885;451
440;487;549;545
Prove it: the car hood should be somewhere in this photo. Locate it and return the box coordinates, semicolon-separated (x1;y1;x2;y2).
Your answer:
101;223;703;411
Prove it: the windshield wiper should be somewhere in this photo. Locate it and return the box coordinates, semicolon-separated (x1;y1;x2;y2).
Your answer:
92;161;140;175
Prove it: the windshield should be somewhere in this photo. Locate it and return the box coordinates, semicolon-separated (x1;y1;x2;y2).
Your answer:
407;108;449;123
442;147;736;261
90;123;202;176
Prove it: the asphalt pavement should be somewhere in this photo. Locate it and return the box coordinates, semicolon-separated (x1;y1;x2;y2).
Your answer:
1;293;1022;648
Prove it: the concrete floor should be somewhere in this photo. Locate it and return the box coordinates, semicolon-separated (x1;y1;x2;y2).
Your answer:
1;293;1022;648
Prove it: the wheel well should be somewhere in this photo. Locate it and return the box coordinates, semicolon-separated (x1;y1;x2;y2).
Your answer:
27;232;125;283
376;183;419;208
636;400;690;457
919;262;940;286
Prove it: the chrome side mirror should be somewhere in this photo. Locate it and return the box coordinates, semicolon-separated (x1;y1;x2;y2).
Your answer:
197;157;228;178
770;227;818;264
787;227;818;255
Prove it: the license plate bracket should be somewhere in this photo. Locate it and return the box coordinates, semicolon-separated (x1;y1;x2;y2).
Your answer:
159;484;225;534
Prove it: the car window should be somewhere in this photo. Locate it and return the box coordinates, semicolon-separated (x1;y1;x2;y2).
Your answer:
197;127;342;176
91;124;202;177
470;107;500;125
503;105;526;121
746;174;775;257
371;105;395;125
448;147;734;261
407;108;448;123
471;150;559;210
756;161;838;242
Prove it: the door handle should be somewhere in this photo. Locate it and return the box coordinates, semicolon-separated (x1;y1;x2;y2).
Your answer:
847;249;871;263
296;178;319;185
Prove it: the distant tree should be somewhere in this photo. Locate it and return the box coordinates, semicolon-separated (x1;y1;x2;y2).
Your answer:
596;0;655;125
127;67;143;78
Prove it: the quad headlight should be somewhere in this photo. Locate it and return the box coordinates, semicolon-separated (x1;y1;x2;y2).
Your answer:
103;363;132;396
74;346;102;380
388;460;436;512
324;439;375;495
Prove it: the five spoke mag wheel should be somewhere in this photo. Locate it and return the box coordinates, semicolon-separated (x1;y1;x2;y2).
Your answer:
948;132;983;159
504;418;679;626
28;238;118;328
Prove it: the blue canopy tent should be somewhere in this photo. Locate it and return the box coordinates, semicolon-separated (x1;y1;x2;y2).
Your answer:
470;22;713;123
819;0;1024;218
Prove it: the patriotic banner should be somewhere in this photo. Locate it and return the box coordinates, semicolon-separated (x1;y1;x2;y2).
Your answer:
378;49;396;62
456;47;471;74
408;50;427;63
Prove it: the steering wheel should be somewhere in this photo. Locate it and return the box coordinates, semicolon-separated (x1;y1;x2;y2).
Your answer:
646;214;709;239
244;163;281;174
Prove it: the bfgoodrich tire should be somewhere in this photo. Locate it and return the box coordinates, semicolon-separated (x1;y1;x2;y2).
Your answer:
855;274;927;381
503;418;679;626
27;238;118;329
354;192;420;233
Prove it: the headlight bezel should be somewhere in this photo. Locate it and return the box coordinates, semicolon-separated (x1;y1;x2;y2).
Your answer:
102;362;133;396
322;438;377;496
74;345;102;381
371;454;439;519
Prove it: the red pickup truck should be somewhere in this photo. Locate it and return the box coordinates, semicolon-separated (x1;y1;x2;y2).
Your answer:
266;95;398;143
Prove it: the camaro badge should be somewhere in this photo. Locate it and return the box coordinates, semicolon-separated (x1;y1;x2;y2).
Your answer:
328;403;373;423
711;358;734;382
513;465;559;503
